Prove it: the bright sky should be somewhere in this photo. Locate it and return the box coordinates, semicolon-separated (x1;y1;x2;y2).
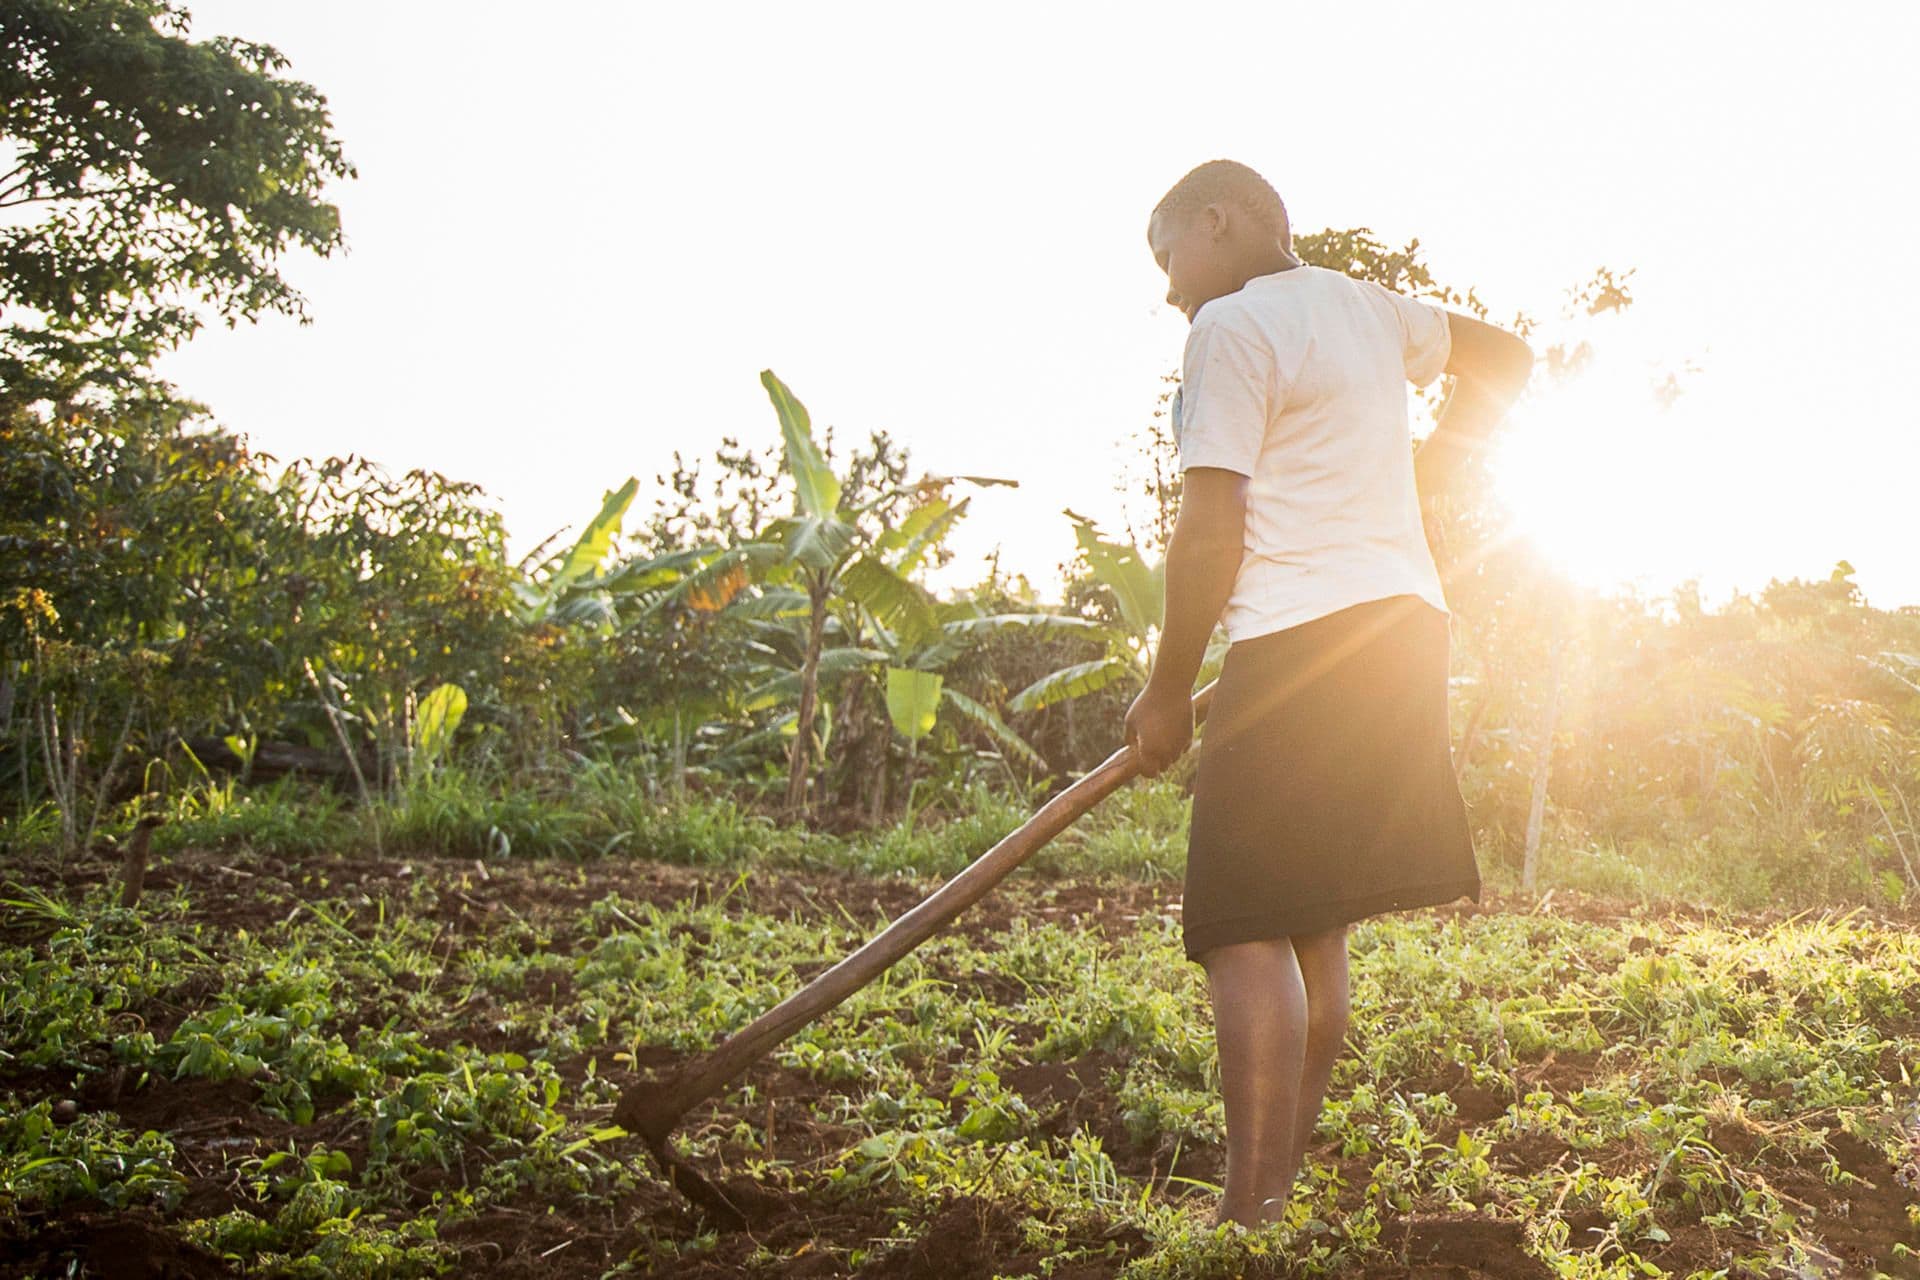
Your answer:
153;2;1920;612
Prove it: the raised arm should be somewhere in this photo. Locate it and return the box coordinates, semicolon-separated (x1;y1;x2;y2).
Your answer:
1413;311;1535;502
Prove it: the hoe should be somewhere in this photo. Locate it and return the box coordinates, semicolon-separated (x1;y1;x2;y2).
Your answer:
613;681;1218;1224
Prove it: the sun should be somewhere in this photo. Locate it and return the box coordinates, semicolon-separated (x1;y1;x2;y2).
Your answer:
1482;354;1703;596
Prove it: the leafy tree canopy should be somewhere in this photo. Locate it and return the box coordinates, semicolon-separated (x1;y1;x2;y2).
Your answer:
0;0;355;406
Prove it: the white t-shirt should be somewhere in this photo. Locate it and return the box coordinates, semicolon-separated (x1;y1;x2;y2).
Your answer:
1170;263;1453;643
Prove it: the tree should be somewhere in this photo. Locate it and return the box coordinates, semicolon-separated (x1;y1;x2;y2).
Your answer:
0;391;552;849
0;0;355;405
0;400;290;848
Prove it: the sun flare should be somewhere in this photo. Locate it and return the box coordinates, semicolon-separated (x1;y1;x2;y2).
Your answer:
1483;354;1708;598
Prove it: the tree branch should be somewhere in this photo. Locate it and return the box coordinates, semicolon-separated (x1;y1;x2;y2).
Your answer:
0;168;36;205
0;180;171;209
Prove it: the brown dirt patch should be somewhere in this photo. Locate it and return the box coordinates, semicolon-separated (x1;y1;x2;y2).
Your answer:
1364;1212;1553;1279
9;846;1179;953
856;1194;1034;1279
1768;1127;1920;1278
8;847;1920;1277
0;1206;230;1279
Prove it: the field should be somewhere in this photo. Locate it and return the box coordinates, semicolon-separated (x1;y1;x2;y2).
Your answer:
5;838;1920;1280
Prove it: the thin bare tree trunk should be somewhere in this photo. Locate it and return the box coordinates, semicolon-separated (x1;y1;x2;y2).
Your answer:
868;749;888;825
1867;786;1920;890
38;694;81;854
670;709;687;797
1521;633;1567;895
82;699;139;852
304;658;381;853
1893;780;1918;851
1759;728;1791;836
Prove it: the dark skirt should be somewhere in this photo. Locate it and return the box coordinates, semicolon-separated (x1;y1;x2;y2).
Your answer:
1181;593;1481;964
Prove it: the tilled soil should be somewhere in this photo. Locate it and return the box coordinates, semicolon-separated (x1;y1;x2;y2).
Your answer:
3;846;1916;1278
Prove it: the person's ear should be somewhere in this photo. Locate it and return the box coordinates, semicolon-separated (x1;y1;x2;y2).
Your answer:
1202;202;1228;242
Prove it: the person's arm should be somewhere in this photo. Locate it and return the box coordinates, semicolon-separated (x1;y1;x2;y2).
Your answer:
1413;311;1535;502
1123;466;1246;776
1125;310;1269;775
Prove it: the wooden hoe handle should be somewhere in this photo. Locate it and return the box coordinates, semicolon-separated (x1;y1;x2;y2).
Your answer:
613;679;1217;1147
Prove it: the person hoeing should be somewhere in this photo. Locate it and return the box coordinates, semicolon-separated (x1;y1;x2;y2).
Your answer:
1127;159;1534;1229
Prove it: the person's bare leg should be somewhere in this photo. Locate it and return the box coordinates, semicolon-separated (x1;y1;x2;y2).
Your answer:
1201;937;1308;1227
1287;923;1352;1180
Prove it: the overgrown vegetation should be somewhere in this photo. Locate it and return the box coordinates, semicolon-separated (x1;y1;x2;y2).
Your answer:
4;851;1920;1276
8;343;1919;910
6;4;1920;1276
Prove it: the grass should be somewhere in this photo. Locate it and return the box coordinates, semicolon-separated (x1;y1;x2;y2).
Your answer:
4;755;1910;923
3;847;1920;1275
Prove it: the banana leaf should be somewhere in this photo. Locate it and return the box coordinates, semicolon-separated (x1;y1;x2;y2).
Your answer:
1008;657;1134;713
744;646;889;710
885;667;943;741
839;555;938;648
548;478;639;602
1066;509;1162;642
942;687;1046;769
762;370;842;519
940;612;1098;640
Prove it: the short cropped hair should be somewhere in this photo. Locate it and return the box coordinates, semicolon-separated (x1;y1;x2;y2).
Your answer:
1152;159;1292;251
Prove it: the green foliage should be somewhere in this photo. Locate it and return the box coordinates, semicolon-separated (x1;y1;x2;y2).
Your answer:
512;476;640;625
0;404;533;845
1008;510;1224;718
407;684;467;776
6;837;1920;1275
609;372;1039;815
884;666;943;741
0;0;355;403
378;766;598;859
762;369;841;519
1010;656;1136;716
1069;507;1163;643
0;1101;185;1211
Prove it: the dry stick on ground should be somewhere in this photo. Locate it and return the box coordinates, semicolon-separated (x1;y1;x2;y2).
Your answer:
614;681;1217;1225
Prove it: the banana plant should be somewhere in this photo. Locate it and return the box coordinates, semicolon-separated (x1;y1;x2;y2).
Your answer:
511;477;642;626
874;599;1057;776
585;370;1046;806
732;503;1077;810
1007;510;1228;714
405;682;466;785
746;369;1019;811
1006;511;1157;714
506;476;787;783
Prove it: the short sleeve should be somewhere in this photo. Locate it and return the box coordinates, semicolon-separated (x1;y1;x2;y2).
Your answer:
1372;284;1452;387
1367;284;1451;391
1173;315;1275;477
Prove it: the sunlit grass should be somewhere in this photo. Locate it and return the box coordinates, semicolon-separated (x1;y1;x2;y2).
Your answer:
5;855;1919;1275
